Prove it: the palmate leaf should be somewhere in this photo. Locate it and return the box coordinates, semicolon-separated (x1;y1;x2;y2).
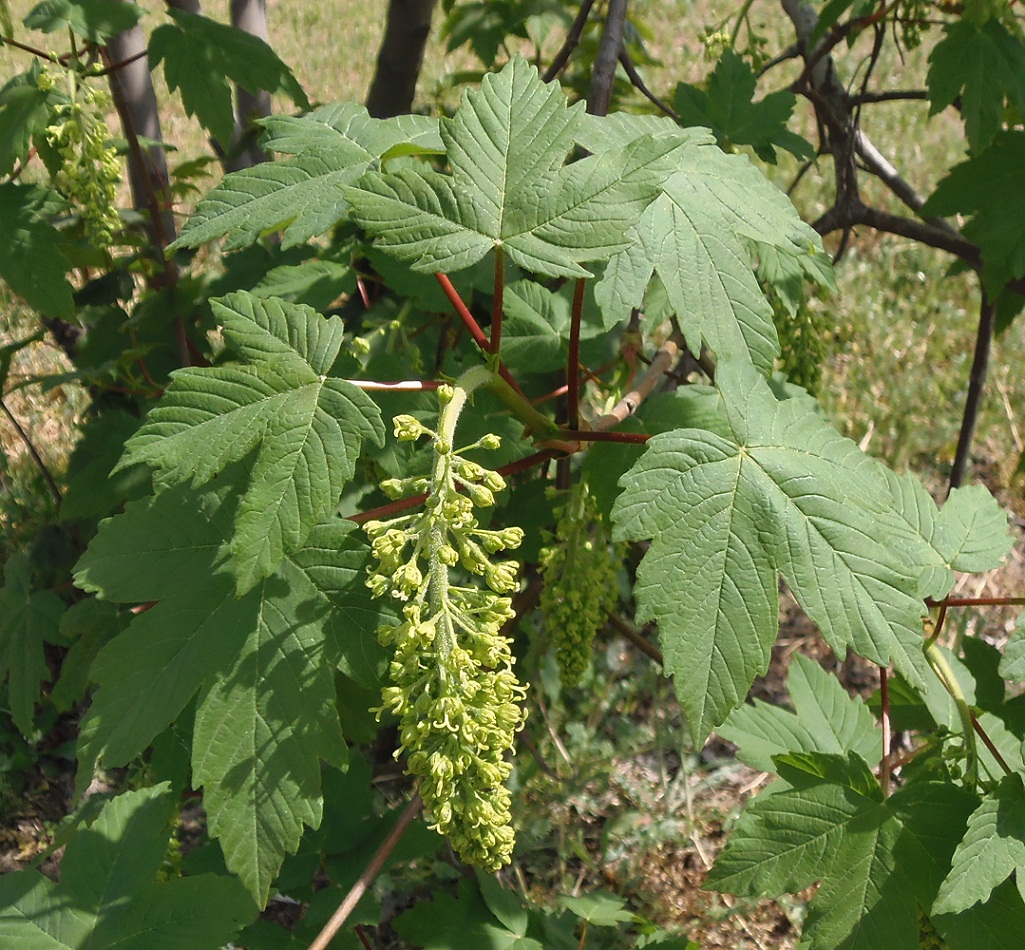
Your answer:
0;65;61;178
346;57;686;278
0;784;254;949
73;479;387;904
591;120;821;368
115;291;384;592
883;471;1012;599
718;653;882;773
707;753;976;950
927;19;1025;154
23;0;142;43
149;9;309;146
922;131;1025;295
0;551;65;736
674;49;814;163
173;104;441;252
0;183;74;318
934;774;1025;914
612;363;927;740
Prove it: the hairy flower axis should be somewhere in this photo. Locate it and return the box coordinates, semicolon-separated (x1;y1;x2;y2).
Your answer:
540;486;618;688
364;367;527;870
40;66;121;247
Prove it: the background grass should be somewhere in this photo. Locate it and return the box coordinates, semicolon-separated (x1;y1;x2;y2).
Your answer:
2;2;1024;946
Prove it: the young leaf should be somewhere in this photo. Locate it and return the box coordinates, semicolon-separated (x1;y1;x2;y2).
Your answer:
172;105;439;251
149;9;309;146
0;551;65;736
115;291;385;592
23;0;142;43
0;784;254;948
708;754;975;950
347;57;685;278
595;137;820;368
0;183;74;318
674;49;814;163
934;774;1025;914
922;131;1025;295
74;480;387;904
719;653;882;773
612;363;927;740
927;19;1025;154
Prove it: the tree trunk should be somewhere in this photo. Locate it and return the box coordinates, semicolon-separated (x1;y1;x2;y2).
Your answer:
227;0;272;171
105;24;176;250
366;0;437;118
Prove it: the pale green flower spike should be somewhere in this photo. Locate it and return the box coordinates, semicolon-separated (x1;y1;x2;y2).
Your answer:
41;66;121;248
540;484;618;688
365;366;527;870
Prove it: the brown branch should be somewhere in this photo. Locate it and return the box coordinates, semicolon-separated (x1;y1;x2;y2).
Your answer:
949;292;997;493
618;49;679;120
543;0;598;82
851;89;927;104
592;336;682;430
0;398;62;506
606;613;663;665
307;794;423;950
587;0;627;116
0;35;62;63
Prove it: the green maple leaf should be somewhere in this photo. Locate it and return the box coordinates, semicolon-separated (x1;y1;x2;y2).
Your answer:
0;551;65;736
612;363;927;740
23;0;142;43
718;653;882;773
346;57;686;278
933;878;1025;950
394;877;543;950
922;131;1025;295
149;9;309;146
884;470;1013;599
707;753;975;950
927;19;1025;154
674;49;814;163
0;783;254;948
998;612;1025;681
115;291;384;592
74;479;387;904
935;774;1025;914
592;122;820;370
0;183;74;318
0;65;62;178
172;105;442;252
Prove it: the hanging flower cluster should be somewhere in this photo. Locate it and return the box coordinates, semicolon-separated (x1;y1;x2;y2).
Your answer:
39;66;121;247
539;485;618;688
363;368;527;870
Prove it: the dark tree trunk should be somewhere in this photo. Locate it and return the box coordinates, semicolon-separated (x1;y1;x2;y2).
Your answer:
366;0;437;118
227;0;272;171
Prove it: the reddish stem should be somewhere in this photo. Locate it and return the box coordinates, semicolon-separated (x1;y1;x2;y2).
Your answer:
491;246;505;355
559;429;650;444
433;273;525;397
931;596;1025;608
970;711;1014;777
879;667;891;797
567;278;585;430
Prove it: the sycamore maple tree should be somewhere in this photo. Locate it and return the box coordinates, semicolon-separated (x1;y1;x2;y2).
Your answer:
3;1;1025;948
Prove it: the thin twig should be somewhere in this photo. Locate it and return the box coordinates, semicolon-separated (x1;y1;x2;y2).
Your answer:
618;49;679;120
606;613;663;665
543;0;598;82
346;379;442;392
949;293;997;494
592;336;682;430
567;279;585;430
970;711;1014;777
89;48;149;77
307;794;423;950
0;35;62;63
851;89;927;104
879;668;891;797
0;398;62;506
